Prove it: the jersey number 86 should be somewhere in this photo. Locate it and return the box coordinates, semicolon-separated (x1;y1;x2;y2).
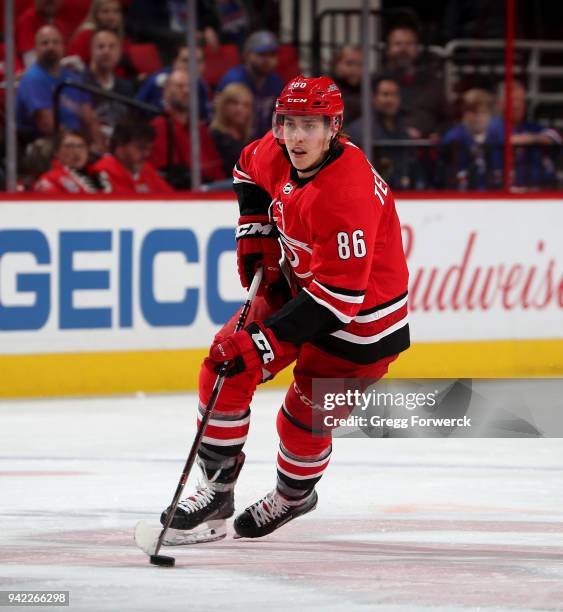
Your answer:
337;230;366;259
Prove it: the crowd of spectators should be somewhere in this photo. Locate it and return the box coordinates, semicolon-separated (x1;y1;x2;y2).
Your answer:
1;1;562;193
336;22;562;191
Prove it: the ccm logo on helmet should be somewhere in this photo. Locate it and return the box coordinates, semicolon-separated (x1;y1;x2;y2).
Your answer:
287;98;308;102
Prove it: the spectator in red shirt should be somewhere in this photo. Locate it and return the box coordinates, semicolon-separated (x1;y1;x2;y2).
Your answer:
34;128;103;193
17;0;74;67
90;121;173;193
67;0;137;80
149;69;225;189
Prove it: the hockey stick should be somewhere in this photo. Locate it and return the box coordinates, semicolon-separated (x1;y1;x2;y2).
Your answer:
135;266;264;567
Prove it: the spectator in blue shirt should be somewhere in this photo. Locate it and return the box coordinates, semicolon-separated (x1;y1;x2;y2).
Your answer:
440;88;494;190
486;80;562;189
83;29;135;137
136;44;211;122
16;25;103;149
215;30;283;139
348;76;421;190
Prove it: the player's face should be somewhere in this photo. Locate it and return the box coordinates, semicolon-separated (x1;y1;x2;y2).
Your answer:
57;134;89;169
283;115;332;173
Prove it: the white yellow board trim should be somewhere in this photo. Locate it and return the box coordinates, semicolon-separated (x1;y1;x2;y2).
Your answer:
0;199;561;398
0;338;561;399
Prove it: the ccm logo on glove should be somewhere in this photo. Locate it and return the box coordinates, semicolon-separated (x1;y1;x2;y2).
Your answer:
236;222;274;238
249;327;275;364
209;322;282;377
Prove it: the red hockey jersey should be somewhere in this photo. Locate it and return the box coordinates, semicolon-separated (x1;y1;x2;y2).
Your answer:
90;154;173;194
233;131;409;364
34;160;100;194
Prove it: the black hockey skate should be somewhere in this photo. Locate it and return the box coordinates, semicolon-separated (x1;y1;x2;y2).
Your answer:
233;488;318;539
160;452;245;545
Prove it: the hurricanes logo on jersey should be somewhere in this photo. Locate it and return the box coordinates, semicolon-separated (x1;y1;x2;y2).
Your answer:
277;228;313;279
282;182;293;194
272;199;313;279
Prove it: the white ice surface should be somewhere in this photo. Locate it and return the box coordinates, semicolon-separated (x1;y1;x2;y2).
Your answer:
1;390;563;612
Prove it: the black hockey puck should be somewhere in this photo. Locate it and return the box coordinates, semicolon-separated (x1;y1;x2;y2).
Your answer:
150;554;175;567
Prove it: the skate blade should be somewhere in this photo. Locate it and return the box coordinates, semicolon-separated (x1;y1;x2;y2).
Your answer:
134;520;159;556
162;520;227;545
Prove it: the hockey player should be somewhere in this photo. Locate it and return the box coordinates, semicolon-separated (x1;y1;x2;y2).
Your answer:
161;75;410;541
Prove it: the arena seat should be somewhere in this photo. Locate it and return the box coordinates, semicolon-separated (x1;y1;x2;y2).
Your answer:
128;43;163;76
277;44;300;82
204;44;240;89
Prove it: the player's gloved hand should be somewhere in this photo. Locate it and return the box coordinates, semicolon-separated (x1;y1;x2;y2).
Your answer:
209;322;282;378
236;215;281;292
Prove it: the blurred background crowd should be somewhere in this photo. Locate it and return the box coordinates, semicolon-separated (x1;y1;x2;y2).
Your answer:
1;0;562;194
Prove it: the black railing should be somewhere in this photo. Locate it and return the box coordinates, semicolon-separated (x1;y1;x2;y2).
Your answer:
53;79;161;127
52;80;176;171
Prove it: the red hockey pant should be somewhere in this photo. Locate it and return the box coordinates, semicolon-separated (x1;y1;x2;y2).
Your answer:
198;296;396;495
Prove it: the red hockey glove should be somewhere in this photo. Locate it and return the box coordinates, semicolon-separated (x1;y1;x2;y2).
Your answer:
209;322;282;378
236;215;281;291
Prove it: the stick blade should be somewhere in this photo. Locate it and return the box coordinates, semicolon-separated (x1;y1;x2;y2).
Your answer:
134;520;161;556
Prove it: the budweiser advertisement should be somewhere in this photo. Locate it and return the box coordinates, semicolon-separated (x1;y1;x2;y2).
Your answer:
397;199;563;343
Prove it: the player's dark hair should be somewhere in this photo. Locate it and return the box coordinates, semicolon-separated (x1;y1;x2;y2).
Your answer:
110;121;155;152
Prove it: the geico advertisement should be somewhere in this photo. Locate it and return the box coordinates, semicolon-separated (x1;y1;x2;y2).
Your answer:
0;201;243;354
0;199;561;354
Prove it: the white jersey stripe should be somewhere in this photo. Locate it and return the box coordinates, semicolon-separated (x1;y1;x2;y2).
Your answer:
330;315;409;344
233;177;256;185
354;295;408;323
304;288;353;324
233;167;252;179
312;280;365;304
